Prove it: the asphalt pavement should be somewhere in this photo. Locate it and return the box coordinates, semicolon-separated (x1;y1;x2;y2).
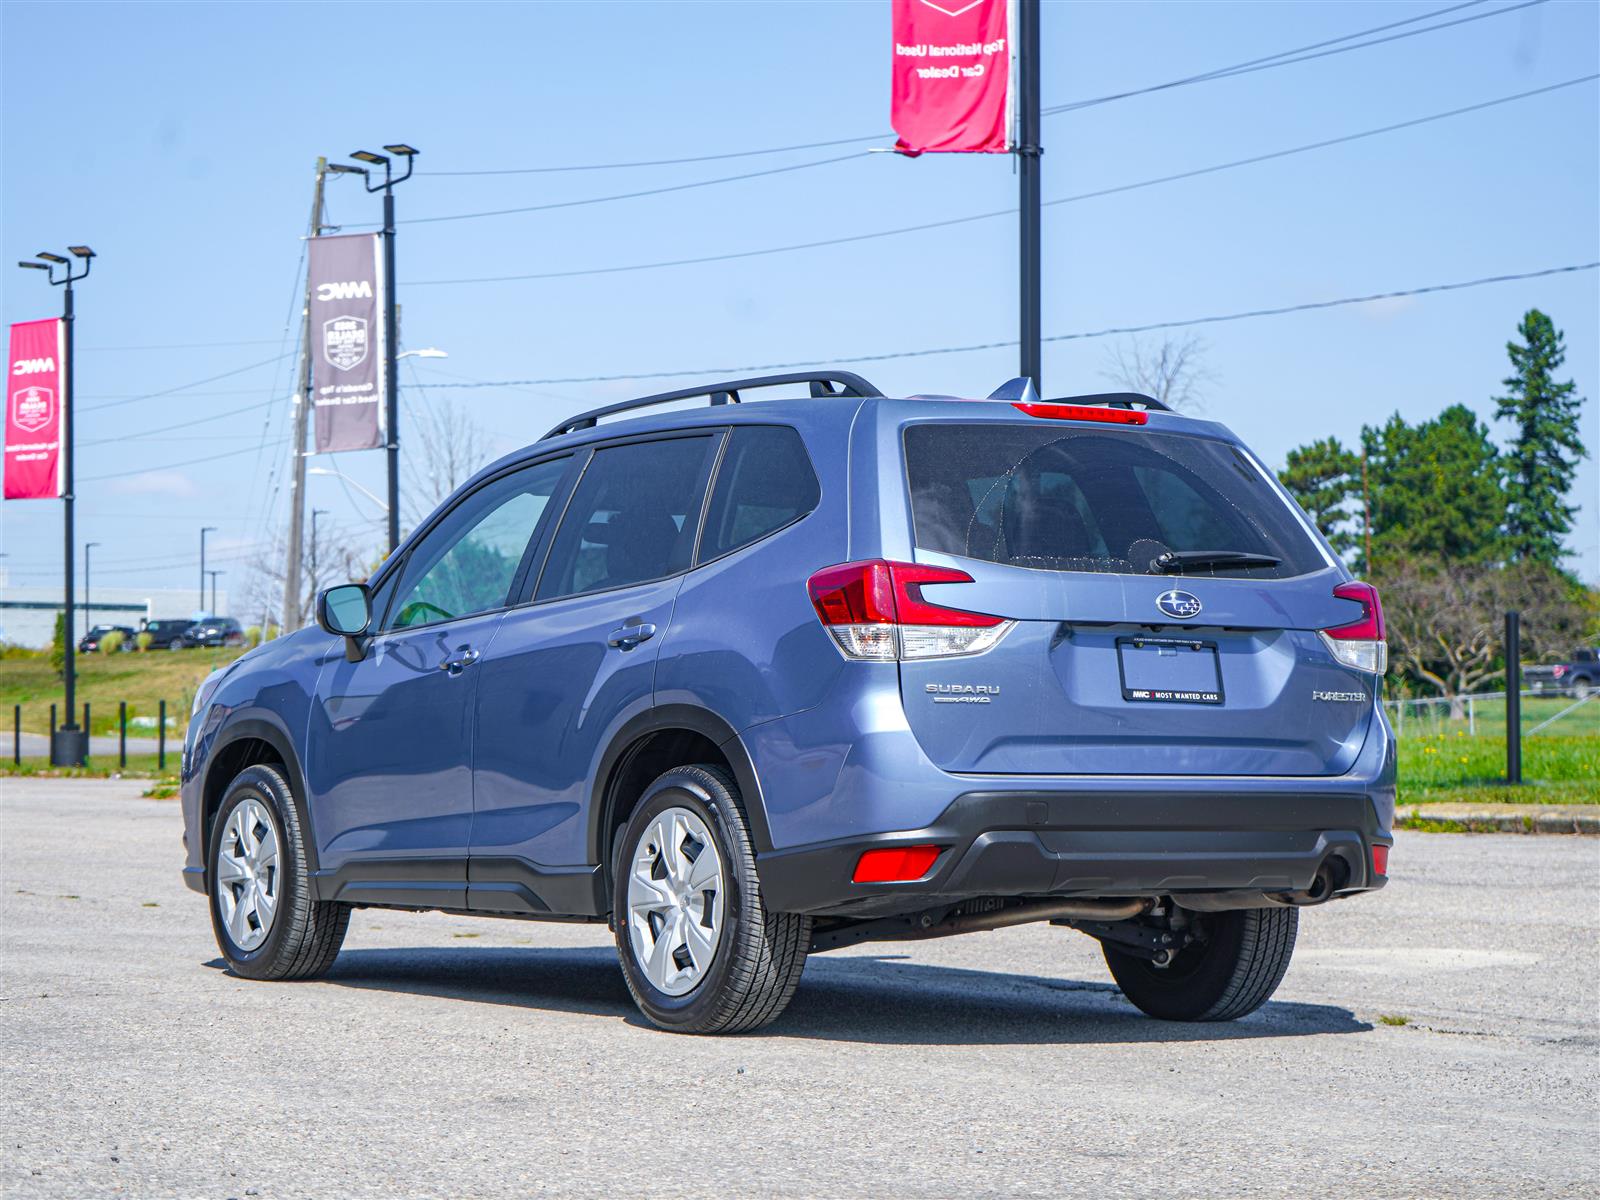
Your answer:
2;778;1595;1199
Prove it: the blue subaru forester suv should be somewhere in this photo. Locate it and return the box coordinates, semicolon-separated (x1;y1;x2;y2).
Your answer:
181;372;1394;1033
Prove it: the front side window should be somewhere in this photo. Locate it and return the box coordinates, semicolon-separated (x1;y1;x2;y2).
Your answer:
699;425;820;561
386;456;570;630
904;423;1325;579
536;435;714;601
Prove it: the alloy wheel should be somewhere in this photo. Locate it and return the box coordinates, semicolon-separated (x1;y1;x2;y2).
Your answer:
626;806;725;996
215;797;280;952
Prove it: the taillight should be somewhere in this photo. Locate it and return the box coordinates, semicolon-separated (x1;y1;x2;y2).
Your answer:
1319;580;1387;674
807;559;1015;661
1012;401;1148;426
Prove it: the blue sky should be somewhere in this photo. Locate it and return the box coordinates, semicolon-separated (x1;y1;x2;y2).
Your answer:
3;0;1597;606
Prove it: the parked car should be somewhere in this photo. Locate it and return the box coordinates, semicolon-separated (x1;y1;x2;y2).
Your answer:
140;618;195;650
173;616;245;650
79;624;135;653
180;372;1394;1033
1526;648;1599;699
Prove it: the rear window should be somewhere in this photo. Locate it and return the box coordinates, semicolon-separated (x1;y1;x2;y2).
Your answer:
903;423;1326;580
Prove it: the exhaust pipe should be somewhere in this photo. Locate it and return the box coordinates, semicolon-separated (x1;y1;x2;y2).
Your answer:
1176;854;1354;912
931;896;1150;936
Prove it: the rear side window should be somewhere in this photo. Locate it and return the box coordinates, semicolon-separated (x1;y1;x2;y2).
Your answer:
537;435;714;601
699;425;820;561
903;423;1326;579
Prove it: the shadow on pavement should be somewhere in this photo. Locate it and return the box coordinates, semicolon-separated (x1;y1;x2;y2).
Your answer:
218;945;1369;1044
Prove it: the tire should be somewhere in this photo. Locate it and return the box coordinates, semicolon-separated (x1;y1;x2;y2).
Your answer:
207;764;349;981
1103;906;1298;1022
1573;678;1593;701
612;765;810;1034
168;639;184;651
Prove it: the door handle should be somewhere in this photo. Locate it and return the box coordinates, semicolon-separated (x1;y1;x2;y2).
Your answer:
439;648;481;675
606;623;657;651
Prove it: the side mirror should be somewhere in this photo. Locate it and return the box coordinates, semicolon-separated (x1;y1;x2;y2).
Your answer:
317;584;371;637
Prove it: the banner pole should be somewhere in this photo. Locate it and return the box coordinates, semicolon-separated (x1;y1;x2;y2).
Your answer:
383;185;400;554
58;278;79;762
284;158;328;634
1017;0;1042;393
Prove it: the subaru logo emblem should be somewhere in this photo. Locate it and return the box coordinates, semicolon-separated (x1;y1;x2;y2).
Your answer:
1156;589;1203;620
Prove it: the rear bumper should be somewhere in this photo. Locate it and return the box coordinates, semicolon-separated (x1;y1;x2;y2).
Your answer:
756;787;1390;917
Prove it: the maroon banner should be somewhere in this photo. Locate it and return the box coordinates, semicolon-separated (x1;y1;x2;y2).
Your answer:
4;318;67;501
310;233;385;454
891;0;1013;154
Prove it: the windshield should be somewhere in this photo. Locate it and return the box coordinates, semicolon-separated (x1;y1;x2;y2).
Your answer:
903;422;1327;580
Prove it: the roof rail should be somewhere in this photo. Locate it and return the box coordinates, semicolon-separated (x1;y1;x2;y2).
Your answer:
539;371;884;441
1048;391;1171;413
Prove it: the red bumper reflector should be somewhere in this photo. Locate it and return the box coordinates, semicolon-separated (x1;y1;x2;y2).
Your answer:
853;844;941;884
1372;844;1389;877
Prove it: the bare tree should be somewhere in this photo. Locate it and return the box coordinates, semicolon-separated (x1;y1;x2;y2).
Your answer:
403;391;491;529
241;517;381;634
1378;558;1587;716
1101;333;1215;412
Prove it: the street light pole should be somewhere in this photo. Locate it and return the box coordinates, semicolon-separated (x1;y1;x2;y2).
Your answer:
207;570;225;616
341;144;417;555
84;542;100;637
18;246;94;766
199;525;217;613
310;507;328;596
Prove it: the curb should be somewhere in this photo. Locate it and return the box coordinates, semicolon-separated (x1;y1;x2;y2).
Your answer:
1398;806;1600;835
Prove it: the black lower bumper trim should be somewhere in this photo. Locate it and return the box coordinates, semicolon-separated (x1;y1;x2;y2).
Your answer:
756;787;1388;917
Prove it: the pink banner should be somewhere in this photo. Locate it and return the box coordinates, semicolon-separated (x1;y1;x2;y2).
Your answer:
891;0;1013;155
4;318;66;500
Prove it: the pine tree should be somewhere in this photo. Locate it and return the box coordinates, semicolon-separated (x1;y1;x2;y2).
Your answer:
1280;437;1361;559
1361;405;1505;567
1496;309;1586;565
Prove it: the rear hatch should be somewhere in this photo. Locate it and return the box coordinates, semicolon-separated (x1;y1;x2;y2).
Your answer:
897;416;1376;776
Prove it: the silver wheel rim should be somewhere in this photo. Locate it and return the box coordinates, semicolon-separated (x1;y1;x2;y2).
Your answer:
626;806;725;997
215;796;280;952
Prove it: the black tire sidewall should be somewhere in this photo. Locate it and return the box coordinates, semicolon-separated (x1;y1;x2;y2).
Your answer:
207;766;304;978
612;770;753;1031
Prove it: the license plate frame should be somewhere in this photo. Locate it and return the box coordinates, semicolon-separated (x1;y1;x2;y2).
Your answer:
1116;635;1224;705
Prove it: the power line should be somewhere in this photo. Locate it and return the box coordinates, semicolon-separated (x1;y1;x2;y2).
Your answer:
79;397;279;446
79;339;284;352
1043;0;1540;115
411;262;1598;387
410;75;1596;288
78;353;292;413
392;151;872;228
80;439;287;483
413;1;1512;177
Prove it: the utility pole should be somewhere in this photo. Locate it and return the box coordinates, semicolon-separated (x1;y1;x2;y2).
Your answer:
1017;0;1042;392
310;507;328;596
1361;449;1372;574
284;157;329;634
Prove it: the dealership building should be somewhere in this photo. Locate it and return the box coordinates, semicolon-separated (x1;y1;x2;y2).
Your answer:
0;571;227;648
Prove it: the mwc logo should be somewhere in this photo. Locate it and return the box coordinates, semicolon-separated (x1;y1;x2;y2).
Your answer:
11;356;57;376
316;280;374;302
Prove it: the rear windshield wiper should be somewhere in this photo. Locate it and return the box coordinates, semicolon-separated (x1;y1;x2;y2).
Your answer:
1156;550;1281;573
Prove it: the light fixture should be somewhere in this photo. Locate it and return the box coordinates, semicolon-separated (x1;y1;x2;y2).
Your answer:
18;261;49;270
36;251;68;264
68;246;95;259
383;144;419;157
350;150;389;166
327;162;366;175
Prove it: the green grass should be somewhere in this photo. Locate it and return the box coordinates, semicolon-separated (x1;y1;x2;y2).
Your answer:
2;753;176;780
0;646;247;737
1396;731;1600;804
